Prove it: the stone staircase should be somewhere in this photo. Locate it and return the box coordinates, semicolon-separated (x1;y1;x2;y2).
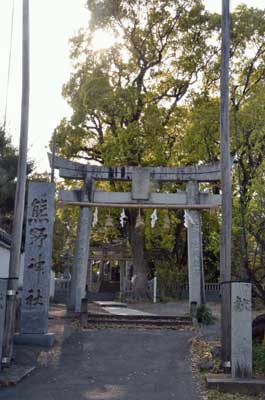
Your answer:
83;302;192;329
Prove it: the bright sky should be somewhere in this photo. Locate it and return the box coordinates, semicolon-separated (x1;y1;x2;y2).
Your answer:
0;0;264;173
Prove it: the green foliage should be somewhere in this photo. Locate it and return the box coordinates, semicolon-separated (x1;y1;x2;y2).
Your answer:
51;2;265;298
196;305;216;325
201;211;220;282
54;0;218;168
52;204;79;272
0;126;33;231
182;95;220;164
253;342;265;374
52;0;220;294
0;127;18;230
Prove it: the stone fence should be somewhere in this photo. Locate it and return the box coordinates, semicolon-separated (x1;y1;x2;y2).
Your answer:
52;273;221;304
178;283;221;302
54;277;70;304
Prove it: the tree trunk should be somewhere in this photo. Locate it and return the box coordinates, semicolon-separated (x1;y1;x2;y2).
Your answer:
127;209;150;300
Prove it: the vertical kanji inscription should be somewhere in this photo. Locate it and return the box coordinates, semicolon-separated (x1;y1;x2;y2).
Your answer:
21;182;55;334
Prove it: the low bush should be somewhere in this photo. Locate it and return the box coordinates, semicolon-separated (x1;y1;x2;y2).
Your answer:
253;341;265;374
196;304;216;325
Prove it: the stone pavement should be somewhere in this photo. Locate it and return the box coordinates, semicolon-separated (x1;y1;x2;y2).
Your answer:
129;301;221;318
0;305;200;400
130;301;222;341
103;306;155;316
93;301;156;316
129;301;191;317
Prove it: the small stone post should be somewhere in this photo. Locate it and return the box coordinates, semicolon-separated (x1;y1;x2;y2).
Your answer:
18;182;55;346
187;181;203;308
231;282;252;378
71;177;94;312
119;261;125;293
153;276;157;304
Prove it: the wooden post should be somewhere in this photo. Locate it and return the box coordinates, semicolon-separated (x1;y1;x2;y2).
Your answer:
220;0;232;366
2;0;30;365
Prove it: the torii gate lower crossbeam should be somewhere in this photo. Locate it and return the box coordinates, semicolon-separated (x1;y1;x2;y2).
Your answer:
49;156;222;312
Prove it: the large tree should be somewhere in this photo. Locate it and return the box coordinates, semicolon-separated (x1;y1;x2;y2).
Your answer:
54;1;265;300
54;0;218;298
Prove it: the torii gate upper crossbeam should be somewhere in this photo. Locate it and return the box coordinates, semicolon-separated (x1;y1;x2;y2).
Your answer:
48;154;223;182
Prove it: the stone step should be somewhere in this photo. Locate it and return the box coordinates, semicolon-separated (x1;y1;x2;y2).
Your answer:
85;318;192;328
85;313;193;328
87;313;191;322
88;318;192;326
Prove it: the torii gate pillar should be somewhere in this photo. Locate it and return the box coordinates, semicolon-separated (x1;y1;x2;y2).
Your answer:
187;181;205;308
69;177;94;312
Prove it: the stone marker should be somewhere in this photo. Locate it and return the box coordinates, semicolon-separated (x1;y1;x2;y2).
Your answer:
231;282;252;378
132;168;150;200
0;279;8;366
18;182;55;346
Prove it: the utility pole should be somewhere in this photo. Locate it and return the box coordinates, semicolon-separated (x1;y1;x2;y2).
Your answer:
220;0;232;367
2;0;30;365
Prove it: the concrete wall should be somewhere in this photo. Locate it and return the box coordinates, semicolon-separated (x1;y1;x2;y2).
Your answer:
0;243;56;300
0;245;10;279
0;245;24;286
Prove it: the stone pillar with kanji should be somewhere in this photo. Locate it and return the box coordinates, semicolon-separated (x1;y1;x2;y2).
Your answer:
18;182;55;346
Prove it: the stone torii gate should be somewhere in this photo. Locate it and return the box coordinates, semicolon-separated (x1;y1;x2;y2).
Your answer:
51;155;221;312
17;156;222;346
